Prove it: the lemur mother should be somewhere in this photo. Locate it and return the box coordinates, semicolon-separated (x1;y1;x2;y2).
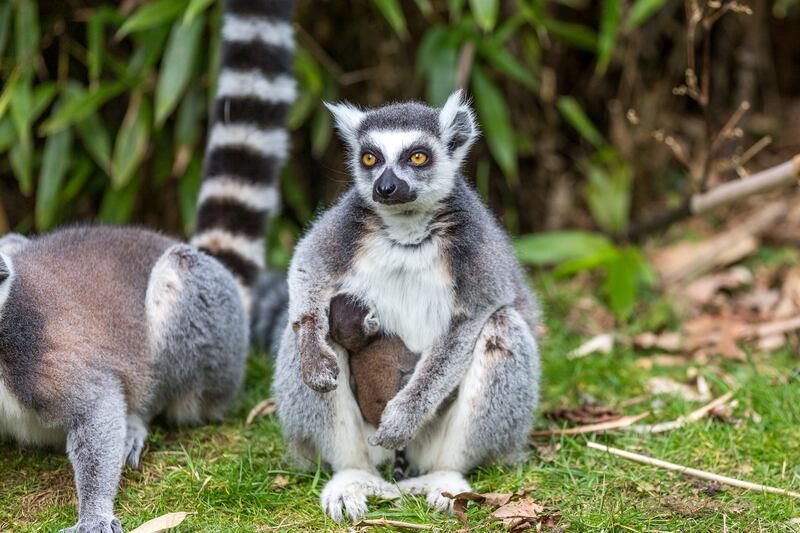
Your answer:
273;91;541;522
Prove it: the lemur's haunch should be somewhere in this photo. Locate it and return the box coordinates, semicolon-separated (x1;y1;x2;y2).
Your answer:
274;91;541;522
0;228;247;533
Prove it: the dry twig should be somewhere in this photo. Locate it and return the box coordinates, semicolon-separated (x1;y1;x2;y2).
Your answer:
530;412;649;438
630;391;734;434
587;442;800;498
354;518;433;530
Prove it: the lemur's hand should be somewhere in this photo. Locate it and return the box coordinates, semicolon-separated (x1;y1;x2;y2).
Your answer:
296;318;339;392
369;394;420;449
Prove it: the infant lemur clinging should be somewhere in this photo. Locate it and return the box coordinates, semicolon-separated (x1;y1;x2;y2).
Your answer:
273;91;542;522
0;0;295;531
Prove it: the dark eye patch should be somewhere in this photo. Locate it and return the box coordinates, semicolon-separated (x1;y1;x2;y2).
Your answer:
359;143;385;168
401;146;433;165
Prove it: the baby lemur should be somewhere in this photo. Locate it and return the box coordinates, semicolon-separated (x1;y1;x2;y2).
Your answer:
273;91;542;522
328;293;419;428
0;0;296;531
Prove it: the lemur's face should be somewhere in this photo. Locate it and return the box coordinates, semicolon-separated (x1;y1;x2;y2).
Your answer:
326;91;478;212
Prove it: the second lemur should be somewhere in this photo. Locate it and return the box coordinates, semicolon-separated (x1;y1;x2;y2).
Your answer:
273;91;541;522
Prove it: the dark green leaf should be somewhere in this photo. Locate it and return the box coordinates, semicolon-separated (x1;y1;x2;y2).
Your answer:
10;140;33;196
373;0;408;40
470;0;499;32
112;93;151;189
417;27;459;105
32;82;56;119
39;81;127;135
116;0;189;39
311;104;332;157
0;3;11;59
178;155;203;234
60;155;93;204
98;177;140;224
9;79;33;194
36;124;74;230
604;247;642;322
184;0;215;24
477;39;538;90
583;149;632;235
0;68;20;120
76;112;112;175
14;0;39;74
597;0;621;73
543;19;597;51
87;7;119;84
155;15;204;125
471;65;518;183
127;25;171;76
514;230;613;265
0;118;15;153
174;85;204;150
626;0;666;28
557;96;605;148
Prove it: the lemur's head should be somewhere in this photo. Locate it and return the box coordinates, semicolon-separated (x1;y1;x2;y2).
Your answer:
326;91;478;212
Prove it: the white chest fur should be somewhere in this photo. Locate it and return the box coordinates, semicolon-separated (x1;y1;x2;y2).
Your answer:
0;378;65;448
339;232;455;353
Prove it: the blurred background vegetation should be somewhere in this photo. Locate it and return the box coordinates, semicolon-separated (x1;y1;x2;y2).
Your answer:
1;0;799;319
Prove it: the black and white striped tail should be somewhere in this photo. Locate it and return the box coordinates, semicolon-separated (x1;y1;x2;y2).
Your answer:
192;0;295;311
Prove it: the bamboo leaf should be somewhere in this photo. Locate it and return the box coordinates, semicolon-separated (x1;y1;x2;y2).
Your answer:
626;0;666;28
98;177;140;224
14;0;39;73
557;96;605;148
477;39;538;90
10;140;33;196
116;0;189;39
87;7;119;84
470;0;499;32
373;0;408;40
514;231;613;265
9;79;33;194
597;0;621;73
0;119;15;153
39;81;127;135
417;27;459;105
36;123;74;230
311;103;332;157
155;15;204;126
178;156;202;234
76;112;112;175
471;65;518;183
111;93;151;189
32;82;56;119
184;0;216;24
604;247;643;322
542;19;597;52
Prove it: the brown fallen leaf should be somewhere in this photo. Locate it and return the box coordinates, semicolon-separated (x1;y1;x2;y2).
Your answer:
272;475;290;489
533;442;561;462
491;497;558;532
635;354;691;369
683;266;752;305
246;397;277;425
544;405;621;425
129;512;193;533
442;488;536;529
646;377;711;402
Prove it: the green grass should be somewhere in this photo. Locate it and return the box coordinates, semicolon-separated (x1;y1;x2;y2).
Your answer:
2;279;800;532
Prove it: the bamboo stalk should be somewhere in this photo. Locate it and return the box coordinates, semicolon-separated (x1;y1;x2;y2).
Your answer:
587;442;800;498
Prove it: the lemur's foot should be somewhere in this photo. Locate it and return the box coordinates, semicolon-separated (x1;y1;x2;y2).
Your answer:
398;471;471;515
320;469;400;523
124;415;148;469
58;515;123;533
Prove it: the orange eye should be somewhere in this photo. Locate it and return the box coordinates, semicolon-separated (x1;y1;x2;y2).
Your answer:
361;153;377;167
409;152;428;166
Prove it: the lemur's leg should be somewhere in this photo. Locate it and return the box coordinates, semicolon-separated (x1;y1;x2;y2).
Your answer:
402;306;540;514
124;414;148;469
274;329;397;522
147;244;248;427
60;379;127;533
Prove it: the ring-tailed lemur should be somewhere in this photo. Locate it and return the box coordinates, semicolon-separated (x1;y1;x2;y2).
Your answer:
0;1;295;531
273;91;542;522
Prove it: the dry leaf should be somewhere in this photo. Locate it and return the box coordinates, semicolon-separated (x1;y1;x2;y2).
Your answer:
272;475;290;489
544;405;620;425
492;497;549;531
443;488;534;530
567;334;613;359
635;354;691;369
129;512;193;533
684;266;752;304
533;442;561;462
246;397;276;425
633;331;684;352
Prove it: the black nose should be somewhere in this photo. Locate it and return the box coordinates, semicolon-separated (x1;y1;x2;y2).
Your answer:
376;181;397;197
372;169;416;205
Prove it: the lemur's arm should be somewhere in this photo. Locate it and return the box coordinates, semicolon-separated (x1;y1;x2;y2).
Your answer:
369;306;496;449
288;235;340;392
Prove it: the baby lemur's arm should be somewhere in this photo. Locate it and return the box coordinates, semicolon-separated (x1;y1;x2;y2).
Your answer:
369;306;497;449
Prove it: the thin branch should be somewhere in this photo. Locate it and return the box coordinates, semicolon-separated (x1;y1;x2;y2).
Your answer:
355;519;433;530
587;442;800;498
455;41;476;90
630;391;734;434
530;412;650;438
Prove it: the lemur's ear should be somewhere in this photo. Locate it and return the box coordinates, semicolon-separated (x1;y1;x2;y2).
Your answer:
439;90;479;158
325;101;365;146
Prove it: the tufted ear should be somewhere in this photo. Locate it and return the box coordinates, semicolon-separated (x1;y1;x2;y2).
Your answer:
438;90;479;159
325;101;366;147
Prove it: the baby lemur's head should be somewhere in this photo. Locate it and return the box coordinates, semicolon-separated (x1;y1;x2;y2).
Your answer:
326;91;479;212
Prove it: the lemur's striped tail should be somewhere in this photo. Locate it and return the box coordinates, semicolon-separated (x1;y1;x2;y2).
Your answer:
192;0;295;311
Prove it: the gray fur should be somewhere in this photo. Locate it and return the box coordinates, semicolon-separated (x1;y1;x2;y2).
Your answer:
0;226;247;532
274;91;541;521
